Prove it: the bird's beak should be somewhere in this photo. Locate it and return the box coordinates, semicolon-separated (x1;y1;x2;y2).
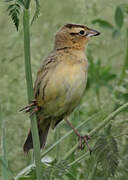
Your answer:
86;29;100;37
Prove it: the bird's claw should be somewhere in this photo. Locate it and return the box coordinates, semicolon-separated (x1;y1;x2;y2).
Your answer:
19;100;40;116
30;106;40;117
78;135;92;154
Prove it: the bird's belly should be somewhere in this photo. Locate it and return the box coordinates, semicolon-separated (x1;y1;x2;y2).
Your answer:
39;62;87;117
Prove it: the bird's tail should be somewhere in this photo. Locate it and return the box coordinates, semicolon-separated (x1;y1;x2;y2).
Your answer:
23;123;50;153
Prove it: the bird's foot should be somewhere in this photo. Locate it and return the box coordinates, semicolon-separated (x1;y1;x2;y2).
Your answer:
19;100;39;115
30;106;41;117
78;135;92;154
64;117;92;154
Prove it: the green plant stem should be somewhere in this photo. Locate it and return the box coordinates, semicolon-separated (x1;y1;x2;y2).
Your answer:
0;157;13;177
89;102;128;136
24;0;31;9
23;8;41;179
15;164;35;180
64;102;128;163
114;132;128;138
118;28;128;85
69;152;89;166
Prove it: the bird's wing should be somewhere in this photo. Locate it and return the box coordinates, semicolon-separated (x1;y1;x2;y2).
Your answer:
34;52;58;99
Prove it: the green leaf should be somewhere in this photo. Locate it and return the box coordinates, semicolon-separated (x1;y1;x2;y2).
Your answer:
94;127;119;177
17;0;25;7
92;19;114;29
7;3;21;31
6;0;24;31
31;0;40;25
115;6;124;29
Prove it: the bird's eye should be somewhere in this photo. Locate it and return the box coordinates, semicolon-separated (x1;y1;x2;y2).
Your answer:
79;30;85;35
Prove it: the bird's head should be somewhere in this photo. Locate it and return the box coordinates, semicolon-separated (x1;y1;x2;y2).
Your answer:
54;23;100;50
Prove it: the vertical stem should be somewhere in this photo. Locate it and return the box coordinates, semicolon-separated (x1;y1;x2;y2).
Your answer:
24;0;31;9
23;8;42;179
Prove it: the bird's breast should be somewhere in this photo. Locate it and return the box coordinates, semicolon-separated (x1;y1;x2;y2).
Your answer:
38;58;88;116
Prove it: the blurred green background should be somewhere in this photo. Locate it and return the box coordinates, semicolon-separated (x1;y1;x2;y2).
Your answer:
0;0;128;179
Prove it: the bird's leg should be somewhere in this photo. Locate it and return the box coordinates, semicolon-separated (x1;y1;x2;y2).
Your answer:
64;117;92;154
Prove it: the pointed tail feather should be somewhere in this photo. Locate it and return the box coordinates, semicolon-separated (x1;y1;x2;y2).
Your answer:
23;124;50;153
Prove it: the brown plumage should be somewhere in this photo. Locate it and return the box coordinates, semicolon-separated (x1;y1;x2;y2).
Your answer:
22;24;100;153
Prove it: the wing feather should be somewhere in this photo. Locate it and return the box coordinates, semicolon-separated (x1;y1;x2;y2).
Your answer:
34;52;58;99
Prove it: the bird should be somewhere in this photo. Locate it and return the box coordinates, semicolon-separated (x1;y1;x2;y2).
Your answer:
21;23;100;153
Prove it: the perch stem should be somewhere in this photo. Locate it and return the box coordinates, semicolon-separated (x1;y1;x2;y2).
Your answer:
23;7;42;179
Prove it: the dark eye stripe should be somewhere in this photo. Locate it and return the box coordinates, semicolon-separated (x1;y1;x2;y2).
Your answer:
70;32;79;36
